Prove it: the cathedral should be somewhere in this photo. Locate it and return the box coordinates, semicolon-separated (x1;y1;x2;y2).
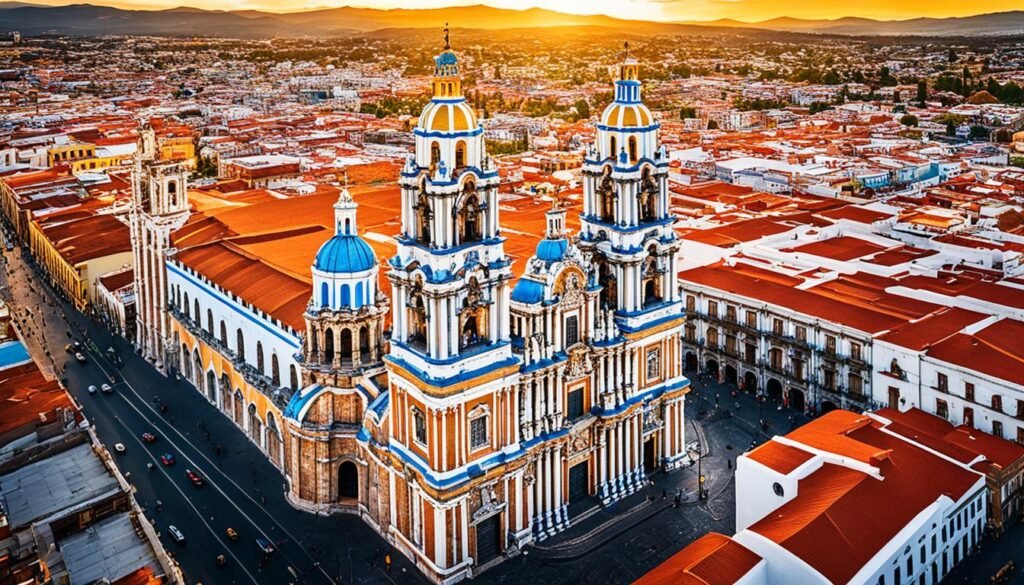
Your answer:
141;34;690;584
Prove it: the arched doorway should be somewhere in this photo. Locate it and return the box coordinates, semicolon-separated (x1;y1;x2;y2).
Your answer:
233;389;243;425
705;359;719;379
743;371;757;394
724;364;738;388
789;388;805;413
685;351;698;372
821;401;839;414
266;413;282;467
219;374;230;411
766;378;783;403
247;404;263;447
205;370;216;403
338;461;358;500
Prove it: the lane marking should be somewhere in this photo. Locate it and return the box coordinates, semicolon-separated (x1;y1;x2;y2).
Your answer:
84;344;330;584
108;411;260;585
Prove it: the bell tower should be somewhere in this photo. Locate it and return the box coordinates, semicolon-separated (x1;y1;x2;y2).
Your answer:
130;122;190;368
382;27;520;580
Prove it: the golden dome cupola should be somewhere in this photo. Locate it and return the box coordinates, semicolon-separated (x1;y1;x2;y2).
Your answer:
597;41;659;165
431;23;462;100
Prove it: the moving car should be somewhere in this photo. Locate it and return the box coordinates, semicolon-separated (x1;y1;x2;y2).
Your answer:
142;432;157;443
185;469;203;487
113;443;126;453
100;383;113;394
168;525;186;544
75;352;86;363
87;385;97;395
160;453;175;466
226;527;238;540
256;537;275;555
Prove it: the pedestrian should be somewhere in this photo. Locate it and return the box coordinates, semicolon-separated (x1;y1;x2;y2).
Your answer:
661;488;666;500
384;552;392;573
727;459;732;470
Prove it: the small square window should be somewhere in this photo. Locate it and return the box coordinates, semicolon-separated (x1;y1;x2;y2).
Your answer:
413;408;427;445
470;416;488;450
646;348;661;381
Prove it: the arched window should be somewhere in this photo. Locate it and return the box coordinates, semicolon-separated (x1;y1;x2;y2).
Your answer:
256;341;265;374
408;287;427;344
183;292;190;318
344;218;351;235
193;299;200;325
340;329;353;366
628;136;638;163
341;284;351;307
643;247;662;307
359;325;370;355
430;142;441;166
219;321;227;347
416;190;431;244
354;282;363;309
236;329;245;361
271;354;280;386
321;282;329;307
289;365;298;391
324;328;335;363
206;310;213;334
460;190;482;243
455;141;466;168
609;136;617;160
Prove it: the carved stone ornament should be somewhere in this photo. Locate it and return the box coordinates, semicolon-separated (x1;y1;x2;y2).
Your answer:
568;431;590;455
471;482;506;525
563;347;592;382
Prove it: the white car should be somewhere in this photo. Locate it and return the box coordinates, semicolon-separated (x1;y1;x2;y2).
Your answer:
168;525;186;544
100;383;113;394
113;443;126;453
87;385;97;395
75;352;86;363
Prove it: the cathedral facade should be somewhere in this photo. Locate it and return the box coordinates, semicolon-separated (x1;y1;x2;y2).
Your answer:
143;37;689;584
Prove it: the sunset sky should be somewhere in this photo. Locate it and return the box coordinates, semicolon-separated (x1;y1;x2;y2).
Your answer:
24;0;1021;21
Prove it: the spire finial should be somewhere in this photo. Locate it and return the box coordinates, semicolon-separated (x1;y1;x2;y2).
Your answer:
444;22;450;50
623;40;630;60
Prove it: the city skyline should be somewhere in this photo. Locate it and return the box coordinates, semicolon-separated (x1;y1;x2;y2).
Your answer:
11;0;1024;24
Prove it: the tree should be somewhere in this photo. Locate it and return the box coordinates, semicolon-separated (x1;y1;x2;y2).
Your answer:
892;90;901;103
879;66;897;87
899;114;919;127
679;106;697;119
947;48;957;63
916;80;927;106
573;99;590;121
823;69;840;85
969;125;989;140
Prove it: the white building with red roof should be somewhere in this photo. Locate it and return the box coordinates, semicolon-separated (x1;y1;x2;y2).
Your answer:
638;409;990;585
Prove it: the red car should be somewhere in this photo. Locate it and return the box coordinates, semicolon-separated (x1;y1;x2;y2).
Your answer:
142;433;157;443
185;469;204;487
160;453;175;466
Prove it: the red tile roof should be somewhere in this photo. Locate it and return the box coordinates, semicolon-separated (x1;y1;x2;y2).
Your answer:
749;411;982;584
746;439;814;475
633;532;761;585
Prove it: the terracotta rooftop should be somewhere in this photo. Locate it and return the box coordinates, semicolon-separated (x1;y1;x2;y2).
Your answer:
633;532;762;585
749;410;981;584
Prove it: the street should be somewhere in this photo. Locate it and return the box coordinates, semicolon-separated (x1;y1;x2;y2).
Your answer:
0;243;421;585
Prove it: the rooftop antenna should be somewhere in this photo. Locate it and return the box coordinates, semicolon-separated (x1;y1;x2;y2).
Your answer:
444;22;450;50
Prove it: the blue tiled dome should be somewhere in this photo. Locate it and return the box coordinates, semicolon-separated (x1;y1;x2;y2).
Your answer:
436;50;458;67
536;238;568;263
314;235;376;273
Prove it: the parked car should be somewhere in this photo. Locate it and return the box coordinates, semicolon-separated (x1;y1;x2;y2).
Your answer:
142;433;157;443
87;385;97;395
160;453;175;466
100;383;113;394
226;527;238;540
64;344;73;353
185;469;204;487
75;352;86;363
113;443;126;453
168;525;186;544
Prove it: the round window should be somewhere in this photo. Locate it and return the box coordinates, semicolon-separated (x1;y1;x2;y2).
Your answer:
772;482;785;497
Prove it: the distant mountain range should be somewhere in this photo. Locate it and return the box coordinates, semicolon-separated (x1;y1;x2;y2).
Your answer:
686;12;1024;36
0;3;1021;38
